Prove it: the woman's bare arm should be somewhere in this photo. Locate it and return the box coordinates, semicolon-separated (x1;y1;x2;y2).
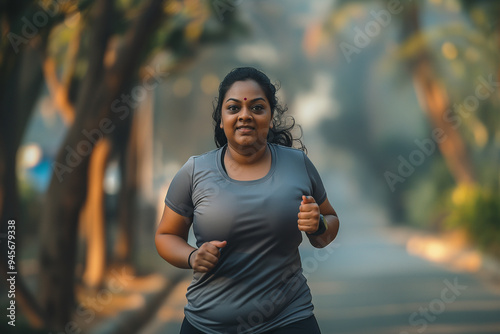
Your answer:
155;205;227;272
155;205;196;269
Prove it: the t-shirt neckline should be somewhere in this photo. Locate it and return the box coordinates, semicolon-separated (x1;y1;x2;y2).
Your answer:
217;143;277;185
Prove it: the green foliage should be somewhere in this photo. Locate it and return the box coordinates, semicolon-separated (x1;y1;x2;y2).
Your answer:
445;184;500;259
404;156;455;230
404;177;440;229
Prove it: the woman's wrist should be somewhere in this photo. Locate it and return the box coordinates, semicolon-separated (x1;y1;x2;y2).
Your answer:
309;214;327;236
188;249;198;269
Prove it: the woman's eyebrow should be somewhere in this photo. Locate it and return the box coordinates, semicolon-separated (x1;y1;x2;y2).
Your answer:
225;97;266;103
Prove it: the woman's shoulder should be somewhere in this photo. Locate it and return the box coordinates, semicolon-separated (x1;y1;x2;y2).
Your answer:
271;143;306;159
184;146;221;169
190;147;220;160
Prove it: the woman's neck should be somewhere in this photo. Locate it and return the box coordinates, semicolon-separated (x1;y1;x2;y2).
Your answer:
226;142;269;166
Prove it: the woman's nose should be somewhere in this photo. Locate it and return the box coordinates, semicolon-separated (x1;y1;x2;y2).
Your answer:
238;107;252;120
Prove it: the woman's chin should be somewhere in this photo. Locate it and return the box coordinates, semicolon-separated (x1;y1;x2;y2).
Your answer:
231;138;267;151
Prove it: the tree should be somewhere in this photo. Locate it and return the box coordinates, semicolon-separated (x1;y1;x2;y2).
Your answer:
38;0;175;328
0;1;66;327
398;2;476;186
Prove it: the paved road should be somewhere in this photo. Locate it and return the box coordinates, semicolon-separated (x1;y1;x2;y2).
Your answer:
141;195;500;334
303;202;500;334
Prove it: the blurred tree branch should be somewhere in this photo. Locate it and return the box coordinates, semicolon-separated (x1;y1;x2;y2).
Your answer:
80;138;111;288
399;2;476;186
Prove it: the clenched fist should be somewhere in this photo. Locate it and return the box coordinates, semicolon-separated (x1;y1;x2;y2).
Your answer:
297;195;320;234
190;240;227;273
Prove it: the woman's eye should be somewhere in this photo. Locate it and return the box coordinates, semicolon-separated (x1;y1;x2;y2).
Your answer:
252;105;264;112
228;105;239;112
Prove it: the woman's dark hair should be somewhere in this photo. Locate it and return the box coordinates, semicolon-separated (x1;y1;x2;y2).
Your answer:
212;67;305;151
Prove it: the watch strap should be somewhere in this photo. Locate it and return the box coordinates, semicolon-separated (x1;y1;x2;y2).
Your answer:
310;214;327;236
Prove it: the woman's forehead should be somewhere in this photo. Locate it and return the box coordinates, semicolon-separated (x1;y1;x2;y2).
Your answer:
225;80;267;101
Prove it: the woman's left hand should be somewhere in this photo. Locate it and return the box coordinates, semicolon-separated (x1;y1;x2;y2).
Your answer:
297;195;320;234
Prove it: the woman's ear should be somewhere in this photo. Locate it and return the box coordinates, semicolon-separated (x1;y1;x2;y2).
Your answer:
220;121;223;129
269;120;273;129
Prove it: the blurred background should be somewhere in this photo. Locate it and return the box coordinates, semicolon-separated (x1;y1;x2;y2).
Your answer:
1;0;499;333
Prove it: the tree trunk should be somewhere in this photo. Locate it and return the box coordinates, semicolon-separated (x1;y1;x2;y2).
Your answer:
39;0;116;327
0;40;47;328
114;89;154;265
81;138;111;288
38;0;166;328
114;114;138;265
411;61;476;185
402;3;476;186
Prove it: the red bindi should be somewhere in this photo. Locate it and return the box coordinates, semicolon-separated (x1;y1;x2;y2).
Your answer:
244;98;247;101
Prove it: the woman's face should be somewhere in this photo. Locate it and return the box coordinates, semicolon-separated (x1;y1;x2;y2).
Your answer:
220;80;273;153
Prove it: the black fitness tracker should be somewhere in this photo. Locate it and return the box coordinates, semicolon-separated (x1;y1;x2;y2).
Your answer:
310;214;328;236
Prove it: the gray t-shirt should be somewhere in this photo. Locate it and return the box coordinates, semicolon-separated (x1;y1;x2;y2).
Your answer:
165;143;327;334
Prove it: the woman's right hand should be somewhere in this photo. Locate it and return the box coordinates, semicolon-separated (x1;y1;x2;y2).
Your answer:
190;240;227;272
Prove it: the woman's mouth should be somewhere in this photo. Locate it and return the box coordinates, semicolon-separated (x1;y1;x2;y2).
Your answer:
236;126;255;134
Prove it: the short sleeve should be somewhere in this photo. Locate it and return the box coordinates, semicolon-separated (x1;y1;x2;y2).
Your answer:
303;152;327;205
164;157;195;217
